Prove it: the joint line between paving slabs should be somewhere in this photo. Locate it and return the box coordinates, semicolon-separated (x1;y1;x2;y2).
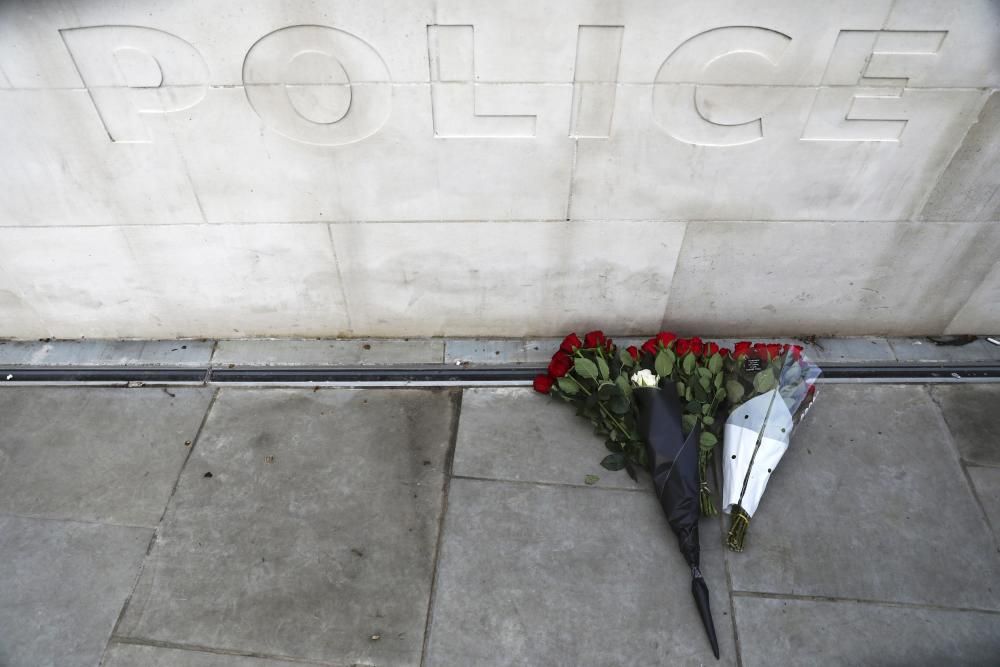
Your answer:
925;386;1000;555
102;387;221;662
105;635;341;666
729;590;1000;616
420;388;463;667
450;473;648;493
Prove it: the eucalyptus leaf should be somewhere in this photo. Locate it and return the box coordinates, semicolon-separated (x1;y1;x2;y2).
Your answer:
575;357;599;380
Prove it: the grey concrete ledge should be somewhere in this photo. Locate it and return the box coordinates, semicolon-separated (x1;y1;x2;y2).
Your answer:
2;336;999;369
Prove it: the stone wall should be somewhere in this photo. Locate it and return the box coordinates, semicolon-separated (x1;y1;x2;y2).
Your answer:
1;0;997;338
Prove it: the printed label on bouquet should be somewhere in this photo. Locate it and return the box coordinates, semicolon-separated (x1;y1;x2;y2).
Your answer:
743;357;764;373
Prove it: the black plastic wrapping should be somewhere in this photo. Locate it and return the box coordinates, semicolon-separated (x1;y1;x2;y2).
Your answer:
636;384;720;660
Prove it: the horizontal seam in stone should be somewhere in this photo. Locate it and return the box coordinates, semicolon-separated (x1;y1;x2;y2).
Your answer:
729;590;1000;616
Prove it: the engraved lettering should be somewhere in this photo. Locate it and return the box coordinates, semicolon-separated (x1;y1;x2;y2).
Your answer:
652;26;792;147
242;25;391;146
59;26;209;143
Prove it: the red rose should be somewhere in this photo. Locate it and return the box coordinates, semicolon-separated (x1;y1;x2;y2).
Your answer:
548;352;573;378
559;333;582;354
641;338;658;356
766;343;782;359
656;331;678;348
753;343;769;360
733;341;752;357
605;337;615;352
626;345;640;360
583;330;606;349
707;342;719;356
806;382;816;396
533;374;554;394
791;345;803;360
720;348;731;357
675;338;691;356
690;338;704;356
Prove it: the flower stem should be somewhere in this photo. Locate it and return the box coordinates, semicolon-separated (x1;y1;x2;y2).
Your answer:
726;506;751;551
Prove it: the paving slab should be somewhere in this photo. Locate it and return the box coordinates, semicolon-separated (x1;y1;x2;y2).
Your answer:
212;338;443;366
0;339;214;366
102;643;308;667
117;388;455;666
425;479;736;666
0;515;151;667
967;465;1000;544
888;337;999;362
930;384;1000;466
0;387;213;526
734;596;1000;667
725;385;1000;611
455;387;652;491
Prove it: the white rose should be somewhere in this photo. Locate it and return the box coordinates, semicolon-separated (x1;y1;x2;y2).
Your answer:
631;369;660;388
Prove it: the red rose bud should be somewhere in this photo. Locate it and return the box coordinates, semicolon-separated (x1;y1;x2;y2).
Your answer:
753;343;769;360
766;343;782;359
559;333;582;354
690;339;704;356
583;330;606;348
792;345;804;360
675;339;691;356
656;331;678;348
547;352;573;378
605;337;615;352
627;345;640;360
533;374;554;394
707;342;719;356
720;348;731;357
641;338;659;356
806;382;817;396
733;341;752;357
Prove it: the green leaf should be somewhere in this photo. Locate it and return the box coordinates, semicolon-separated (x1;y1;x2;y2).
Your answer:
725;380;744;403
703;415;715;426
618;349;635;368
685;385;693;401
701;403;711;416
604;438;622;453
557;376;580;395
574;357;599;380
698;376;710;392
597;382;614;400
655;349;675;378
596;355;610;380
682;352;697;374
609;395;630;415
692;381;708;402
600;454;626;471
696;366;712;381
676;381;686;396
714;372;724;389
699;431;718;451
685;400;701;414
584;474;600;486
753;368;777;393
707;352;723;374
682;413;698;433
615;374;632;399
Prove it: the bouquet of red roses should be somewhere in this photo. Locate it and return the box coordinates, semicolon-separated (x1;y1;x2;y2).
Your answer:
533;330;647;479
721;342;821;551
535;330;722;658
634;333;731;515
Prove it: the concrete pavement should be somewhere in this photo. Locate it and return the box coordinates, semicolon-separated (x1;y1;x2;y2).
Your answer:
1;383;999;666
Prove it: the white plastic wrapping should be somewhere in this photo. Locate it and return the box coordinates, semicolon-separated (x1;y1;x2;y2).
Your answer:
722;389;794;518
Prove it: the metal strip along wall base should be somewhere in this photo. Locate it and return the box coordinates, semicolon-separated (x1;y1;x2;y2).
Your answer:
1;364;1000;387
